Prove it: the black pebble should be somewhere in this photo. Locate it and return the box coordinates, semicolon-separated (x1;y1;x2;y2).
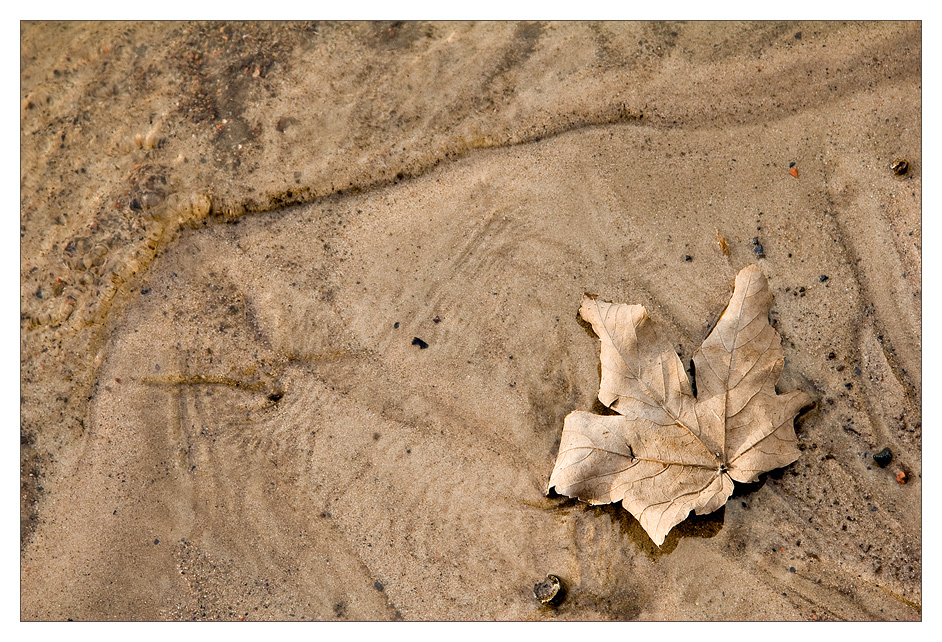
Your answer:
412;337;429;349
819;275;829;282
684;254;692;262
393;321;400;329
753;244;765;258
154;539;159;545
873;447;893;468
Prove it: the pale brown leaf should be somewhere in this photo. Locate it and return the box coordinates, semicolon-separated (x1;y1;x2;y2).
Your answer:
548;265;811;546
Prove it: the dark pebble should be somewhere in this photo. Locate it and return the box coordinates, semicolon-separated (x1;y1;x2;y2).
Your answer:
433;316;441;323
789;566;796;573
374;581;384;592
393;321;400;329
412;337;429;349
819;275;828;282
873;447;893;468
684;254;692;262
533;574;564;605
754;244;765;258
154;539;159;545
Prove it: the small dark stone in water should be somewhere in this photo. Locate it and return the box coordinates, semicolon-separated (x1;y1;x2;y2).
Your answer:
412;337;429;349
873;447;893;468
533;574;564;605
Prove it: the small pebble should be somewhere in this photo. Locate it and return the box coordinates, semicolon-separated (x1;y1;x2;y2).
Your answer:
412;337;428;349
891;159;909;176
684;254;692;262
533;574;564;605
873;447;893;468
819;275;828;282
896;470;908;484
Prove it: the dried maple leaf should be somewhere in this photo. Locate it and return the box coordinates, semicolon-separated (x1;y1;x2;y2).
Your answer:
548;265;811;546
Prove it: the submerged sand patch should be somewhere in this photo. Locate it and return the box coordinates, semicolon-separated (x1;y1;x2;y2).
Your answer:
21;21;920;620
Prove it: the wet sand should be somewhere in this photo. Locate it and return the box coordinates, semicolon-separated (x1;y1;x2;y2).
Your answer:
20;21;920;620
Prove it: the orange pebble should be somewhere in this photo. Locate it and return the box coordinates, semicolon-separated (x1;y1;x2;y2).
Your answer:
789;167;799;178
896;470;907;484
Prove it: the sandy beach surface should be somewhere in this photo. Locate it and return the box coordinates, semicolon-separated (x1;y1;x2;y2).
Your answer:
20;21;920;620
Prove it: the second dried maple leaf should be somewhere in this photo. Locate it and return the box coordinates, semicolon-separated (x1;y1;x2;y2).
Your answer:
548;265;811;546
